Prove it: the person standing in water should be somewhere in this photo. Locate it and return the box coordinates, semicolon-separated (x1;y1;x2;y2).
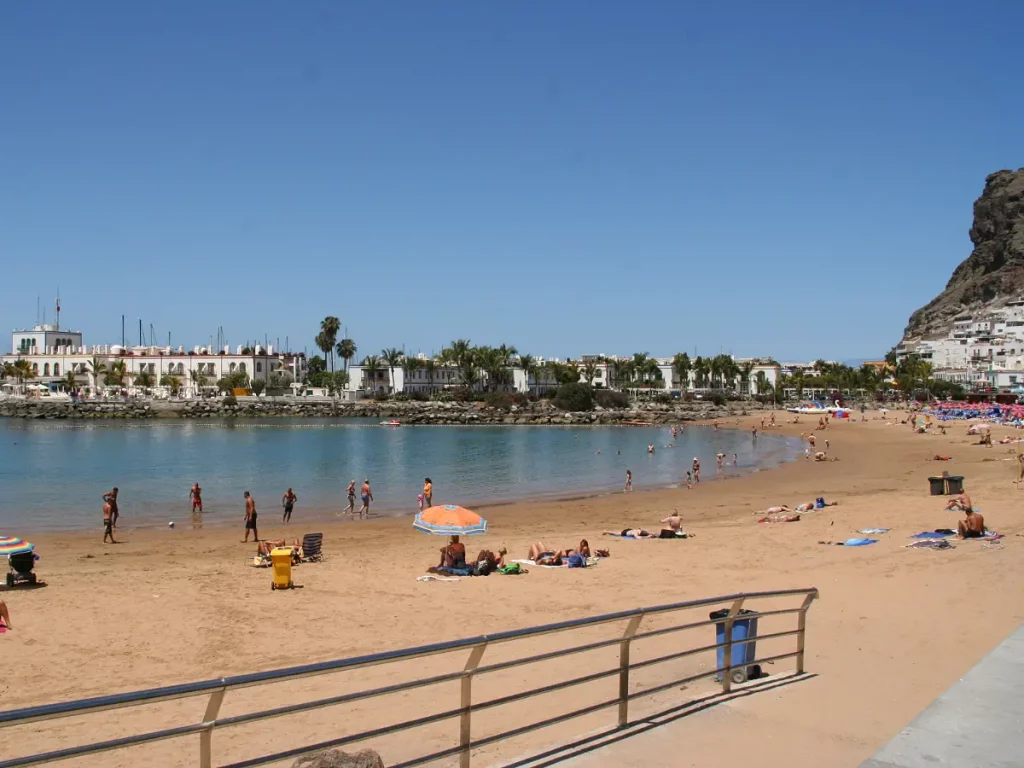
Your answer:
357;479;373;517
624;469;633;492
281;488;297;523
189;482;203;513
423;478;433;508
692;458;701;482
243;491;258;542
345;480;356;514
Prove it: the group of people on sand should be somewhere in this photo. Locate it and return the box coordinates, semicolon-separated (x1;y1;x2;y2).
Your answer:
433;535;509;575
603;509;692;539
944;494;988;539
755;498;838;523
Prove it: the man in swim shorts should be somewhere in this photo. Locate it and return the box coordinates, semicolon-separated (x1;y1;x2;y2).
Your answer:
957;508;986;539
189;482;203;513
357;479;373;517
281;487;297;523
243;491;258;542
103;497;116;544
103;487;120;527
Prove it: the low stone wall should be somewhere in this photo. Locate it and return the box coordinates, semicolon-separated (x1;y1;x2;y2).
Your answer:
0;398;741;425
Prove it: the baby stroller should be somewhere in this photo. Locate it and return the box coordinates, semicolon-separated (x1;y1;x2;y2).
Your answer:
7;550;38;587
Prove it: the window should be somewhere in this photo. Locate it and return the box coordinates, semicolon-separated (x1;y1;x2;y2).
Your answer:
53;364;60;376
229;363;237;372
43;363;50;376
1011;376;1018;384
239;363;246;373
256;363;262;372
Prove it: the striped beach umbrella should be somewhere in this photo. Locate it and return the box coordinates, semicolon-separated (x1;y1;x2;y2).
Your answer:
0;537;34;556
413;505;488;536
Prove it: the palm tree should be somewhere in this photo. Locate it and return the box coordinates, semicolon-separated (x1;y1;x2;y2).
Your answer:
134;370;155;393
361;355;383;392
518;354;536;395
692;356;709;389
160;375;183;395
106;360;131;388
336;338;357;371
381;348;404;393
88;356;107;392
422;358;436;393
739;360;756;397
62;369;80;392
671;353;691;394
790;367;807;399
320;317;341;372
12;360;35;392
1;361;16;385
582;361;598;387
315;332;333;372
189;368;208;397
754;370;770;397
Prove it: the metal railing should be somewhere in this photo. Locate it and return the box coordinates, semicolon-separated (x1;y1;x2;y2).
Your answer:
0;588;817;768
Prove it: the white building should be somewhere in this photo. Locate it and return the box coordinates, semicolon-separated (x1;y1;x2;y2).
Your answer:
2;324;305;396
897;297;1024;389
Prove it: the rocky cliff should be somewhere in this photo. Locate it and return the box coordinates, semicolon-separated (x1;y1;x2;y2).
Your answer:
902;168;1024;341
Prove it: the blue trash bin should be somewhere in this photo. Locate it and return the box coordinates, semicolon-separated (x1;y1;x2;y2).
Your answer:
710;609;760;683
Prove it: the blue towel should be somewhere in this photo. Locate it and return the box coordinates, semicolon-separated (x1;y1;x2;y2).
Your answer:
912;531;952;539
843;538;878;546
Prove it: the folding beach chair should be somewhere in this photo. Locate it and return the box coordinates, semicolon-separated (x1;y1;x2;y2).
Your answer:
301;533;324;562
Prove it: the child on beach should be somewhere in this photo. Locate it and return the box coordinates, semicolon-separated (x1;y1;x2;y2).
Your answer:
624;470;633;492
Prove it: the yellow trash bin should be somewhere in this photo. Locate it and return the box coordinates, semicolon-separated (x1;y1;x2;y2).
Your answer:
270;547;293;590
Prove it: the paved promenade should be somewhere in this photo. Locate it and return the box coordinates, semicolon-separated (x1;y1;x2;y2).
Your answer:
861;623;1024;768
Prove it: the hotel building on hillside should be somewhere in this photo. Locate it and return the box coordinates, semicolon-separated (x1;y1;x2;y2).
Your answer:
2;323;305;396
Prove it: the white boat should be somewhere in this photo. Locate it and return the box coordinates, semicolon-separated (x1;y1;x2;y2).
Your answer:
787;400;842;415
379;419;401;427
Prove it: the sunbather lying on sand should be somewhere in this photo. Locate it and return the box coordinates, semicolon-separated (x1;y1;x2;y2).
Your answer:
257;538;301;557
814;452;839;462
602;529;656;539
932;455;953;461
0;599;11;629
469;548;507;570
528;541;568;565
794;499;839;512
758;512;801;523
753;505;790;516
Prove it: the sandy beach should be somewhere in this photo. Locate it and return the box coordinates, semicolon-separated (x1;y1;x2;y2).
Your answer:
2;410;1023;767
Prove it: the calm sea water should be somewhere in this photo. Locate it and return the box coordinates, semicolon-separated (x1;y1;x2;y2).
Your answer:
0;418;801;531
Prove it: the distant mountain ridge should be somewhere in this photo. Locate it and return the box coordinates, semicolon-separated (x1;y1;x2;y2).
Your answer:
901;169;1024;343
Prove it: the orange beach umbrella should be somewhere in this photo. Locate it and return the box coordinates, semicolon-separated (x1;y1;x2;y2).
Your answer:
413;505;488;536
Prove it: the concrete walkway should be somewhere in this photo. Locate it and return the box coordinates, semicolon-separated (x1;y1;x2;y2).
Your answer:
861;623;1024;768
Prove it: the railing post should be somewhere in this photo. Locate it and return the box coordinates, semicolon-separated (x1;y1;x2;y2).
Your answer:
617;614;644;728
199;681;227;768
459;643;488;768
795;592;817;674
720;598;745;694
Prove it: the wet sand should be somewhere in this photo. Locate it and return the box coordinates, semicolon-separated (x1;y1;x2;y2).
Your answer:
2;410;1022;767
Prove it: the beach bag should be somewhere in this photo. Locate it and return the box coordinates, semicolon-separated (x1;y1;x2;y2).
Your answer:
498;563;522;575
474;560;492;577
566;553;587;568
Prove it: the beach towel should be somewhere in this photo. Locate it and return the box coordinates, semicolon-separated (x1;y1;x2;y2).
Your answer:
842;538;878;546
912;531;953;539
858;528;890;534
602;533;656;539
512;558;599;569
906;539;953;550
417;574;461;582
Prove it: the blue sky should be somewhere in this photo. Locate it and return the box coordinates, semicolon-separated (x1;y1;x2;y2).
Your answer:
2;2;1022;362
